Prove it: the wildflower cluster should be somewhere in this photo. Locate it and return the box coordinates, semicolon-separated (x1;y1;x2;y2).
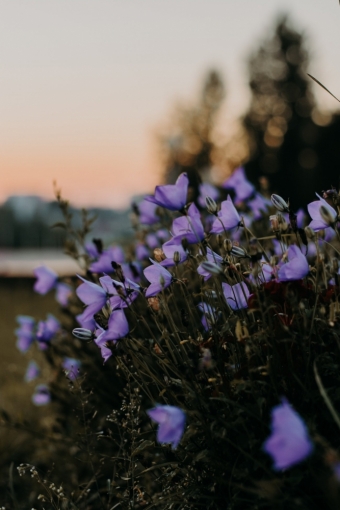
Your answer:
5;168;340;509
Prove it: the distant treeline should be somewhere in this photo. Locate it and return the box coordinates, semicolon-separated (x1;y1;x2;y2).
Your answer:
0;197;132;248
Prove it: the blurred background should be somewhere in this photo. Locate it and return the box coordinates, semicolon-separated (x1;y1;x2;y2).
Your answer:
0;0;340;415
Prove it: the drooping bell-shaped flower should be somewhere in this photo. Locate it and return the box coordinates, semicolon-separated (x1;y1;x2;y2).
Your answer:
210;196;241;234
161;237;188;267
89;246;125;273
147;405;186;450
277;245;309;282
99;275;139;309
55;282;72;307
24;360;40;383
171;203;205;244
144;260;173;297
263;398;313;471
62;357;81;381
95;309;129;345
222;282;250;311
32;384;51;406
36;314;60;348
222;167;255;201
76;276;108;321
307;193;338;231
15;315;36;353
145;173;189;211
137;199;160;225
33;266;58;294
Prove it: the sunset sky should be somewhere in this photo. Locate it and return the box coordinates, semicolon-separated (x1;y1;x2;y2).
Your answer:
1;0;340;208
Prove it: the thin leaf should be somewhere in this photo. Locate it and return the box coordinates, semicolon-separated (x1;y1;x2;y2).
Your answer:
307;73;340;102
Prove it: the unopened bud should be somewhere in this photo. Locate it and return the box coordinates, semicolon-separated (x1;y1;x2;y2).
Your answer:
173;251;181;264
159;274;165;287
271;194;289;212
200;261;223;275
319;205;336;226
304;226;315;240
230;246;249;258
277;213;288;231
223;239;233;252
205;196;218;215
72;328;93;341
216;234;223;247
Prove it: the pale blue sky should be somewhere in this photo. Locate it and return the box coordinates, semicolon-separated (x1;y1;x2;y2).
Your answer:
0;0;339;207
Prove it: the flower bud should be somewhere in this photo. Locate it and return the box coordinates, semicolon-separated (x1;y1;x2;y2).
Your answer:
216;234;223;247
223;239;233;252
304;226;315;240
271;194;289;212
205;196;218;215
173;251;181;264
200;261;223;275
319;205;336;226
230;246;249;258
72;328;93;341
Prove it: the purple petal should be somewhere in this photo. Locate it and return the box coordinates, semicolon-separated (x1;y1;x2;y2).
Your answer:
210;196;241;233
33;266;58;294
138;199;160;225
145;173;188;211
24;360;40;383
95;309;129;345
76;277;107;307
222;282;249;310
147;405;186;449
277;245;309;282
32;384;51;406
55;282;72;306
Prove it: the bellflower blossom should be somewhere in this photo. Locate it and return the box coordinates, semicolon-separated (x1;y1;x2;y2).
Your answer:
32;384;51;406
99;275;140;309
33;266;58;294
135;242;150;261
15;315;36;353
62;357;81;381
277;245;309;282
210;196;241;234
137;199;160;225
36;314;60;349
222;167;255;202
147;405;186;450
197;248;223;281
307;193;338;231
161;238;188;267
90;246;125;273
248;193;271;220
263;398;313;470
222;282;250;311
145;172;189;211
144;260;173;297
76;276;108;322
98;343;113;363
171;203;205;244
55;282;72;307
95;309;129;345
24;360;40;383
198;182;219;209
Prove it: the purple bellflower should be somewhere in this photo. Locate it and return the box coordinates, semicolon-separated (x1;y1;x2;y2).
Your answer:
36;314;60;349
24;360;40;383
15;315;36;353
85;242;99;259
135;242;150;261
198;182;219;209
198;302;219;331
145;172;189;211
144;260;173;297
248;193;271;220
33;266;58;294
277;245;309;282
307;193;338;231
137;199;160;225
76;309;96;331
55;282;72;307
161;237;188;267
32;384;51;406
197;248;223;281
76;276;107;322
99;275;140;309
222;167;255;202
90;246;125;273
210;196;241;234
222;282;250;311
171;203;205;244
147;405;186;450
98;343;112;363
263;398;313;471
95;309;129;345
62;357;81;381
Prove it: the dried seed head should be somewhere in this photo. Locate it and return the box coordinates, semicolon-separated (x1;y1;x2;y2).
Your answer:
153;248;165;262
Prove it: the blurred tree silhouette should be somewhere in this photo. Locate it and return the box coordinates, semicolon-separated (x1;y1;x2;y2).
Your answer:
161;70;225;199
243;15;340;210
